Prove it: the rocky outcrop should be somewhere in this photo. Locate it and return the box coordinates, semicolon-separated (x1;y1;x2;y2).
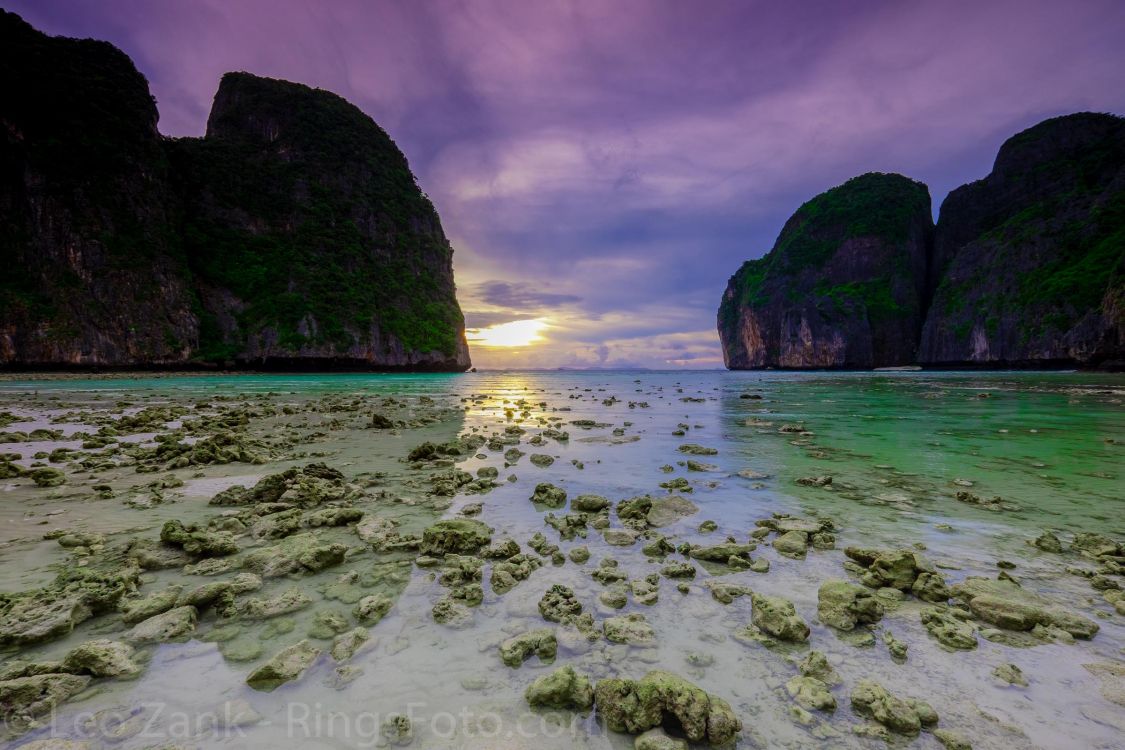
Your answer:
720;113;1125;370
919;113;1125;367
718;173;933;368
0;11;470;371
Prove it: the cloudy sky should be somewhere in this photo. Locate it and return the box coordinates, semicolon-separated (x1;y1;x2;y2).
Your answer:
11;0;1125;368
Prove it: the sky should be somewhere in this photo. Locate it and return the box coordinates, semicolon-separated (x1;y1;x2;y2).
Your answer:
9;0;1125;369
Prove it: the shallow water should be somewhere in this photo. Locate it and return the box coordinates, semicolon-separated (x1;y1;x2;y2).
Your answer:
0;370;1122;749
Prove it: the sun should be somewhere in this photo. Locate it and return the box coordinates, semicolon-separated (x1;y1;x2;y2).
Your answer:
466;318;549;348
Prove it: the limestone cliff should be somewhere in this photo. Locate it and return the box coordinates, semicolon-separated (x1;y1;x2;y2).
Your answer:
919;113;1124;367
718;173;933;368
720;114;1125;370
0;12;470;371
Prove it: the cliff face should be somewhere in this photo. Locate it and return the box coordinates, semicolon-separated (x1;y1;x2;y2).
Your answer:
0;11;198;366
720;114;1125;370
0;13;470;371
919;114;1125;367
718;173;934;368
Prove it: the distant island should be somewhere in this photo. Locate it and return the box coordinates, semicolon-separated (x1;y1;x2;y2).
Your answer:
719;113;1125;370
0;11;470;371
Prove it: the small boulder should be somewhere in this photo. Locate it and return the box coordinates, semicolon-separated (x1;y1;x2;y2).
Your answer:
246;640;321;691
751;593;809;642
525;665;594;710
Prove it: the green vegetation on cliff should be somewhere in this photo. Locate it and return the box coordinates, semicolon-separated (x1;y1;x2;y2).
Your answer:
170;74;464;360
1;14;468;370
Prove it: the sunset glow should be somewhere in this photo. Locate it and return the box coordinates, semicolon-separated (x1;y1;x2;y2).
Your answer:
466;318;549;348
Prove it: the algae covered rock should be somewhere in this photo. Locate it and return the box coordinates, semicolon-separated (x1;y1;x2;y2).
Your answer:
952;577;1099;639
785;676;836;712
353;594;394;625
499;629;557;668
420;519;492;555
60;640;139;678
0;673;90;725
594;669;741;746
572;494;610;512
524;665;594;710
160;520;238;557
921;608;977;650
817;579;884;630
0;567;141;646
120;585;183;625
635;728;688;750
646;495;699;528
530;483;567;509
751;593;809;642
127;605;197;643
246;639;321;691
773;530;808;558
603;613;657;645
850;680;936;736
539;584;583;623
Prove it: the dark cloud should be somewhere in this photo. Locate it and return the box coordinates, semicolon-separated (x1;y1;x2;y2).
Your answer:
471;281;581;311
8;0;1125;368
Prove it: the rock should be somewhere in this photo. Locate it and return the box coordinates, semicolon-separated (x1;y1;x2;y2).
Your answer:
530;454;555;468
499;629;557;668
604;528;639;546
616;495;653;521
530;483;567;508
353;594;394;625
635;728;688;750
698;520;718;533
992;663;1028;687
631;579;659;606
246;640;321;691
687;542;755;563
29;467;65;487
0;566;141;647
751;593;809;642
786;676;836;712
0;673;90;724
798;651;840;684
952;577;1099;638
239;588;313;620
934;729;973;750
539;585;583;623
850;680;936;736
1030;530;1057;555
1071;532;1121;558
572;494;610;512
128;605;197;643
719;173;932;369
160;520;238;557
568;546;591;564
594;669;741;746
60;640;139;678
330;627;369;662
706;582;751;604
677;444;718;455
817;580;884;630
120;585;183;625
420;519;492;555
773;530;808;558
604;614;657;645
599;585;628;609
646;496;699;527
381;713;414;746
912;571;951;603
661;562;697;579
921;608;977;650
525;665;594;710
432;597;472;628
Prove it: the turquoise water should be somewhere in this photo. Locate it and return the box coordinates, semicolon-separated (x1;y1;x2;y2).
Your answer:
0;370;1122;749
